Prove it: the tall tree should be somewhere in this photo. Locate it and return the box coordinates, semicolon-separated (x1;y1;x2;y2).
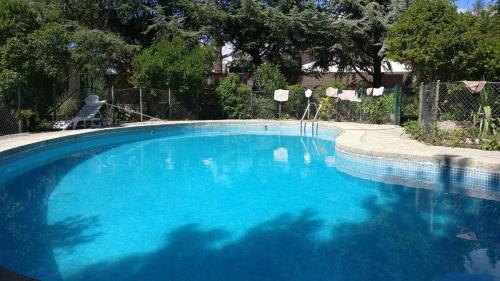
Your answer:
132;37;214;94
0;0;69;91
224;0;315;80
472;0;485;15
311;0;412;86
386;0;500;81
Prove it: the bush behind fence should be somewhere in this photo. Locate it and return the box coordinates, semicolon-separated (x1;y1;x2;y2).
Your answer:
418;81;499;147
1;84;417;135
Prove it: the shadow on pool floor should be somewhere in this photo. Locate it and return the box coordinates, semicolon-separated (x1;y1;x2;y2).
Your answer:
66;190;500;281
1;149;499;281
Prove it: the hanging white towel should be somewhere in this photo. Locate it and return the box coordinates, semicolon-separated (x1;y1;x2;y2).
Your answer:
366;88;374;96
325;87;338;97
463;81;487;93
373;87;384;96
337;90;361;102
274;89;289;102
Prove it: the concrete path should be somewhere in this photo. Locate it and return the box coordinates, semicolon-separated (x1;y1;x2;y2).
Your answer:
1;120;499;171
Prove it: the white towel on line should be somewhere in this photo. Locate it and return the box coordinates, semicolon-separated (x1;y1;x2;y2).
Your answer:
373;87;384;96
463;81;487;93
337;90;361;102
325;87;338;97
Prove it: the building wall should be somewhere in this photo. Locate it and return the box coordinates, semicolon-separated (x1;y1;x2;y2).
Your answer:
299;72;410;89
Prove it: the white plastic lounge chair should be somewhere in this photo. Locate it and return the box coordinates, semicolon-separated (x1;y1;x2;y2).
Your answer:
52;95;106;130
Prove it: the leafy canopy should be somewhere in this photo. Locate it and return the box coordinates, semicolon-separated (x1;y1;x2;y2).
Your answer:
0;0;69;91
132;37;214;94
216;73;251;119
386;0;500;81
254;65;287;94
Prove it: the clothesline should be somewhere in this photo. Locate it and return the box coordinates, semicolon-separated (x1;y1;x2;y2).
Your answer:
324;86;385;102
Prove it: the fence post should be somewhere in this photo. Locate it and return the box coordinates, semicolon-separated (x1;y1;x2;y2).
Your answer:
419;81;439;138
139;87;143;122
393;85;402;125
250;91;254;118
52;83;57;121
196;91;199;119
418;82;424;122
168;88;172;120
434;80;440;122
111;85;115;125
17;87;22;133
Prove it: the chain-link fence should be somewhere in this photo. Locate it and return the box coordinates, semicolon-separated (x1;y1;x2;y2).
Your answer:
0;106;19;136
112;88;205;122
419;81;499;142
1;83;412;135
438;82;500;123
313;86;409;124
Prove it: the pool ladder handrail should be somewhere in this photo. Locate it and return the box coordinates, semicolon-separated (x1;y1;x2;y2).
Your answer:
300;102;321;135
312;103;322;134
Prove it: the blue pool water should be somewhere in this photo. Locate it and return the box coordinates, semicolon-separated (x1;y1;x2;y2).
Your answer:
0;125;499;281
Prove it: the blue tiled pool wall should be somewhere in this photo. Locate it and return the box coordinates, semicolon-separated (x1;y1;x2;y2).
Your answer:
0;124;338;182
335;148;500;199
1;122;498;200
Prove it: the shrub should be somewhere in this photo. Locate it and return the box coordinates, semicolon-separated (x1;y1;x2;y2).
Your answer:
319;97;335;120
316;81;348;97
404;120;499;151
285;84;306;119
361;94;394;124
216;73;251;119
316;81;348;121
404;120;423;140
254;65;286;94
480;137;500;151
252;95;276;119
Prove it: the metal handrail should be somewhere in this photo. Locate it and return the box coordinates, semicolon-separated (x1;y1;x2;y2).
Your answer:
311;104;323;134
300;103;311;130
300;102;320;133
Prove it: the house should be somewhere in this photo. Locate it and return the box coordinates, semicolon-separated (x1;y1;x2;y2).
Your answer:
299;58;411;89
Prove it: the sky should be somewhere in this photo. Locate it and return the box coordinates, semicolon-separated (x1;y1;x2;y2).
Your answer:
455;0;495;11
456;0;475;11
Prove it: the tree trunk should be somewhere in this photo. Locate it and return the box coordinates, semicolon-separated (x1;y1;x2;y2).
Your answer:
372;55;383;87
251;52;263;70
214;44;223;74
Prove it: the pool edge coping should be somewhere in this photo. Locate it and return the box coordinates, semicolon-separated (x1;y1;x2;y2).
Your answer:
1;120;499;172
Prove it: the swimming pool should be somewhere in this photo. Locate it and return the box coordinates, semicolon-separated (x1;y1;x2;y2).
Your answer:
0;124;499;281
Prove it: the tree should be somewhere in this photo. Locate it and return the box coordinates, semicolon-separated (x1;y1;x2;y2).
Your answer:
0;0;70;91
385;0;461;82
472;0;485;15
223;0;314;80
216;73;251;119
132;37;214;95
311;0;412;87
254;65;287;94
45;0;156;46
458;9;500;80
386;0;500;81
148;0;230;75
70;28;137;88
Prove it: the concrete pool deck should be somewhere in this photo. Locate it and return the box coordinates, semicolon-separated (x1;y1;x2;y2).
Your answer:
1;120;499;171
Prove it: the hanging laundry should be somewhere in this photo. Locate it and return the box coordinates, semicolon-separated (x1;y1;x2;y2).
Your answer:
337;90;361;102
325;87;338;97
273;89;289;102
463;81;487;93
366;88;374;96
373;87;384;96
